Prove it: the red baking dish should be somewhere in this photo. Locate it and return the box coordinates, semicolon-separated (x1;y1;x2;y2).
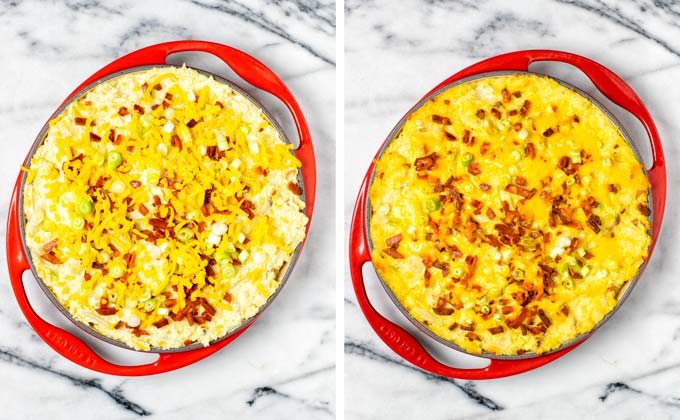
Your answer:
6;41;315;376
349;50;666;379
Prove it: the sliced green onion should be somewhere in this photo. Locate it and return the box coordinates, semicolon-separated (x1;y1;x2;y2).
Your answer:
462;152;473;167
425;198;442;213
72;216;85;230
480;304;490;315
565;177;575;187
512;269;525;281
213;250;229;261
109;263;125;279
177;227;194;243
143;299;157;312
563;279;574;289
222;262;236;278
451;267;464;278
107;151;123;169
556;264;568;275
76;197;94;215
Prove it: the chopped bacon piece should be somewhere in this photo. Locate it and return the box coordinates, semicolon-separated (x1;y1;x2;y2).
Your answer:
199;298;216;316
504;184;536;199
90;132;101;142
513;91;522;98
520;100;531;116
383;247;404;259
542;127;554;137
431;114;451;125
466;332;480;341
459;323;475;331
466;162;481;176
502;88;511;103
118;107;129;116
480;142;491;155
587;215;602;234
489;326;504;335
153;319;169;328
414;153;438;171
96;307;117;316
385;233;403;247
608;184;618;193
486;208;496;219
240;199;256;219
475;109;485;119
133;104;144;114
287;182;302;195
130;180;142;188
187;119;198;128
138;203;149;215
538;309;551;328
444;131;457;141
164;299;177;308
490;108;501;119
224;292;233;303
637;203;651;216
170;134;182;151
126;252;136;269
433;305;454;316
502;306;514;314
40;253;62;264
561;306;570;316
525;142;536;159
514;176;527;186
462;130;471;144
42;239;58;253
74;117;87;126
479;183;491;192
513;122;522;132
153;83;162;91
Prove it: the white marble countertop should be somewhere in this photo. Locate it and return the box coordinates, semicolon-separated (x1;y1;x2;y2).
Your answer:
345;1;680;419
0;1;335;419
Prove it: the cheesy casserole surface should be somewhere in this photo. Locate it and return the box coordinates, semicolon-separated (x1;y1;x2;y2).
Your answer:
23;66;307;350
369;73;650;356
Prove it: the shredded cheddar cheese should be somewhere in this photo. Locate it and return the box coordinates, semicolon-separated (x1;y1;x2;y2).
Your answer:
23;66;308;350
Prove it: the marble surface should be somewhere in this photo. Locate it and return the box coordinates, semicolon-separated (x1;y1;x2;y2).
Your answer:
0;1;335;419
345;1;680;419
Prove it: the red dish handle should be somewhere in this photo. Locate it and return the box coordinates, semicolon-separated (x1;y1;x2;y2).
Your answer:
427;50;665;248
65;40;315;227
7;175;249;375
349;173;580;380
8;41;314;376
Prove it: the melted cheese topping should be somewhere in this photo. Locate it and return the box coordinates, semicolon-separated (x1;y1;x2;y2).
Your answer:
369;74;650;356
23;67;307;350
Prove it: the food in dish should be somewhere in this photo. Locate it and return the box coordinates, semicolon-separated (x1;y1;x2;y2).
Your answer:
23;66;307;350
369;73;650;355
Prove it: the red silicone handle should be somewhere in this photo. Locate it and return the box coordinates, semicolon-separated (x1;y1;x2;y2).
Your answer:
349;50;665;379
8;41;315;376
349;173;579;380
427;50;665;248
7;175;249;375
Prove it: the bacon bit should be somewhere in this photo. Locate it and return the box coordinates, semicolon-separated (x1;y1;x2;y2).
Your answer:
514;176;527;186
164;299;177;308
448;322;459;331
118;107;129;116
40;253;62;264
506;308;528;328
126;252;136;269
240;199;256;219
538;309;551;328
480;183;491;192
467;162;481;176
637;203;651;216
132;328;149;337
383;247;404;259
587;215;602;234
84;272;91;281
480;142;491;155
466;332;480;341
513;122;522;132
152;83;162;91
573;115;580;123
608;184;619;193
502;306;514;314
170;134;182;151
459;323;475;331
200;299;216;316
462;130;471;144
141;82;148;91
486;208;496;220
520;100;531;116
433;305;454;316
151;104;160;111
255;166;269;176
513;91;522;98
89;132;101;142
130;180;142;188
385;233;403;247
224;292;233;303
501;88;511;103
584;250;594;260
164;92;173;101
187;119;198;128
527;325;545;335
153;319;169;328
504;184;536;199
95;307;117;316
444;131;457;141
508;109;518;116
74;117;89;126
287;182;302;195
431;114;451;125
42;239;58;253
133;104;144;114
525;142;536;159
542;127;554;137
414;153;438;171
490;108;501;120
475;109;485;119
114;321;125;329
114;134;123;145
489;326;504;335
138;203;149;216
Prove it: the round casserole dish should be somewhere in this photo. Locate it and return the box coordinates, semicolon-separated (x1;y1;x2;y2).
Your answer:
349;50;665;379
6;41;316;375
